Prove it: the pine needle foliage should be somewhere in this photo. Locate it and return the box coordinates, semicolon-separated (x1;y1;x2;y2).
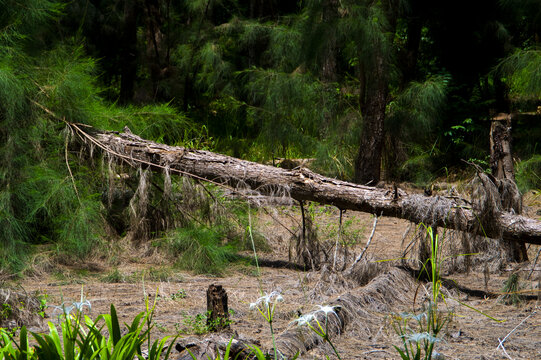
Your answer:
162;224;238;276
516;155;541;192
241;68;334;159
497;49;541;99
0;0;203;274
386;75;448;182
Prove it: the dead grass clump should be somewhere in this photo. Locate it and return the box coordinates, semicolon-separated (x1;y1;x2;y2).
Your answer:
401;172;527;275
0;287;45;330
127;167;151;242
348;257;388;287
290;206;322;270
274;267;415;358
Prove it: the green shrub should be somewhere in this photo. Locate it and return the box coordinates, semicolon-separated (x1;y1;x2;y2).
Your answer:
399;153;434;187
516;155;541;192
499;272;522;306
161;224;238;275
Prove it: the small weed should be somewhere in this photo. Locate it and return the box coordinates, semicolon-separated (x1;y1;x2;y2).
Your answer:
37;293;48;318
101;268;129;283
155;322;168;333
170;289;187;300
146;266;174;282
499;272;522;306
176;310;234;335
0;303;12;320
52;270;85;285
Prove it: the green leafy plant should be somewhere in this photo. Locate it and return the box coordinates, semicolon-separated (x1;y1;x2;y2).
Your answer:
0;325;34;360
176;310;234;335
176;312;209;335
391;225;451;360
37;293;48;319
0;290;177;360
170;289;187;301
0;304;12;321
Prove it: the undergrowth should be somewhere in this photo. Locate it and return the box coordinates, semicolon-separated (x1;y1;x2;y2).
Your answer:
516;154;541;192
157;224;239;275
391;225;451;360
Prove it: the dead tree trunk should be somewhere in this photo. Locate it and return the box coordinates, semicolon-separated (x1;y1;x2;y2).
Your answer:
490;114;528;261
490;115;515;180
70;123;541;245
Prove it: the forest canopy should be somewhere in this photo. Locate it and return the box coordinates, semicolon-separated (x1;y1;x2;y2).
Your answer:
0;0;540;273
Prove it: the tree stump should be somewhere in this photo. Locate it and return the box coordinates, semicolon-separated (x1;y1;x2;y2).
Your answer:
490;115;528;262
206;284;229;332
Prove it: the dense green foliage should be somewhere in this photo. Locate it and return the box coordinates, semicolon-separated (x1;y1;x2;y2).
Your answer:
0;0;539;273
0;301;178;360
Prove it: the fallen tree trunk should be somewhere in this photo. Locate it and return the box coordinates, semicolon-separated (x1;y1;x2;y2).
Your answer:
71;123;541;245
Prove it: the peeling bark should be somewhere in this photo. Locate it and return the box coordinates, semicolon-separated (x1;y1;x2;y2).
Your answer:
71;123;541;245
489;115;528;261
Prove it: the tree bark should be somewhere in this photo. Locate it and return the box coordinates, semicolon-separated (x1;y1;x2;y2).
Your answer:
119;0;138;104
71;123;541;245
489;114;528;261
354;53;387;185
490;116;515;180
206;284;230;332
321;0;339;83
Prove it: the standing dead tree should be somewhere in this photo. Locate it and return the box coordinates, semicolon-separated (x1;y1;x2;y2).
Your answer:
70;123;541;245
489;113;528;261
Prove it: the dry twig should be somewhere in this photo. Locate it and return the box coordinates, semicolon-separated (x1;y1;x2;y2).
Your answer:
349;212;381;272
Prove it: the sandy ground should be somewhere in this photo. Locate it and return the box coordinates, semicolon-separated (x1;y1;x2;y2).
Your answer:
15;200;541;360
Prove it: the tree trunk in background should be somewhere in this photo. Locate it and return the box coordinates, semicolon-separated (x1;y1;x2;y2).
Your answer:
401;8;423;87
354;53;387;185
354;1;398;186
490;115;528;262
321;0;339;83
144;0;165;97
119;0;138;104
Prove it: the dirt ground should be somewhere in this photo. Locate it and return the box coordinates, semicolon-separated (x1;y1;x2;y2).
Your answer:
14;194;541;360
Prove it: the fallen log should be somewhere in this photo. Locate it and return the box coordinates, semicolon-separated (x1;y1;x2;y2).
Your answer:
71;123;541;245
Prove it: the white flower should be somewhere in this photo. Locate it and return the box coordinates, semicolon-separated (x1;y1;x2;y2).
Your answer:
291;313;314;326
51;300;92;318
73;300;92;312
314;305;339;317
291;305;341;329
250;291;283;310
405;332;440;344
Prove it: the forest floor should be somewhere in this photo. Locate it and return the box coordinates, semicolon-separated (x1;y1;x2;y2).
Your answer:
14;190;541;360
